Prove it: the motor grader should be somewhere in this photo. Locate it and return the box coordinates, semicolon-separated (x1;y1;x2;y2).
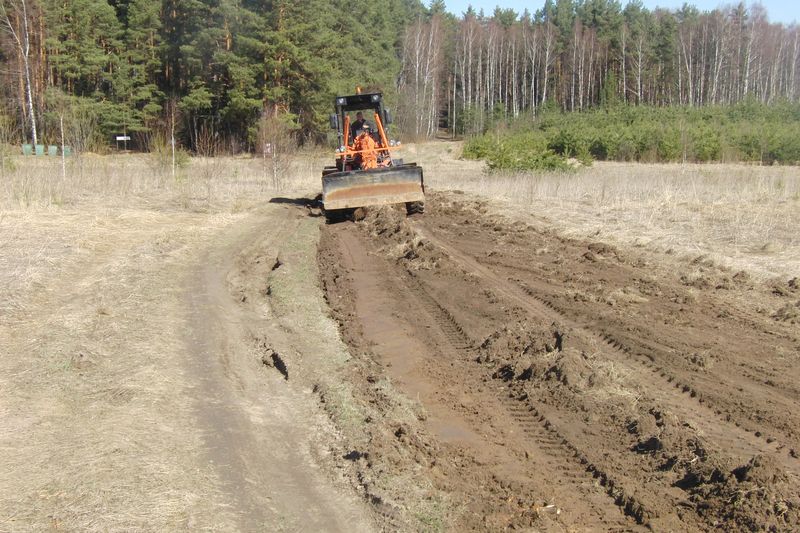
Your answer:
321;91;424;220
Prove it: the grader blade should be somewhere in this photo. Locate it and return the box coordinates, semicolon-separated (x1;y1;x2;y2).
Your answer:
322;165;424;211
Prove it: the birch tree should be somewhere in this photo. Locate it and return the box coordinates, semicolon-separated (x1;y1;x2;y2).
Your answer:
0;0;38;144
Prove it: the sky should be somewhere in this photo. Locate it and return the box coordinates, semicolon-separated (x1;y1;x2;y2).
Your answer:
444;0;800;24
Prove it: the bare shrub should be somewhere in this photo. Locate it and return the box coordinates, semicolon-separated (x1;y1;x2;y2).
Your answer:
60;102;100;156
194;123;223;205
256;110;295;190
195;122;219;158
147;130;189;182
0;112;17;177
44;90;103;156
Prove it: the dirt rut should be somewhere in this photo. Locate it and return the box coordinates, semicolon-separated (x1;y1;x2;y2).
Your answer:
317;192;800;531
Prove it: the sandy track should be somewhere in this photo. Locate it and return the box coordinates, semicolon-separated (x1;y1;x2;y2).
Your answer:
0;204;372;531
317;192;800;531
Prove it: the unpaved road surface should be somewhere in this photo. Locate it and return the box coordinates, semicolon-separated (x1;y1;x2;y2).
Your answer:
1;204;372;531
3;187;799;532
318;192;800;531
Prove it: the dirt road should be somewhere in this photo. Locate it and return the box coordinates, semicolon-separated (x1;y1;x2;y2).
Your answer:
0;204;372;531
318;192;800;531
3;182;798;532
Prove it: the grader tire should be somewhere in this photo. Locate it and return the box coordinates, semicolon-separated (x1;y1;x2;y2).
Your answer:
406;201;424;216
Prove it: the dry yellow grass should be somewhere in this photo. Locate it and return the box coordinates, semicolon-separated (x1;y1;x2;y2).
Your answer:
0;150;354;531
0;150;323;210
0;150;323;324
4;142;794;279
0;207;241;530
409;142;800;279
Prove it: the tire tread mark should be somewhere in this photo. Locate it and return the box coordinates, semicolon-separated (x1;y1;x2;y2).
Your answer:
401;271;650;528
511;278;800;464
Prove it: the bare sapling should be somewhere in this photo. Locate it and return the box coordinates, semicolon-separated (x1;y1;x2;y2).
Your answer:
59;114;65;180
59;99;99;184
256;110;294;191
0;112;15;177
147;99;188;185
195;122;220;205
167;98;177;182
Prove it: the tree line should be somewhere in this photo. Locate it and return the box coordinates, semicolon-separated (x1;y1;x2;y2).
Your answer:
401;1;799;137
0;0;422;151
0;0;797;152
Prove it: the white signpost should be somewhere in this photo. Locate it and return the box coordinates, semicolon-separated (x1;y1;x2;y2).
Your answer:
115;135;131;151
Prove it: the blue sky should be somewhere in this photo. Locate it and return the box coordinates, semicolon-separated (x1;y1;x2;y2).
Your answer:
444;1;799;24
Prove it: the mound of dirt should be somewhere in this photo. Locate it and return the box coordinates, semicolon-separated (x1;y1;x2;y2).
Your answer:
679;260;758;292
587;242;624;263
359;205;407;238
629;409;714;467
357;206;444;270
682;454;800;531
628;408;800;531
772;300;799;323
477;322;636;400
477;322;570;382
477;322;563;363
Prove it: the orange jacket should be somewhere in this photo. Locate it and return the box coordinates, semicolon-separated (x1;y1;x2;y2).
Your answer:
353;132;378;169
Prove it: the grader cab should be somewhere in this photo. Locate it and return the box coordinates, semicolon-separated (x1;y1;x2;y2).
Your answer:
321;91;424;219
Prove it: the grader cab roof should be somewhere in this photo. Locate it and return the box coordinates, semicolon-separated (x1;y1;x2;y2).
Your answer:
333;92;384;112
329;91;393;145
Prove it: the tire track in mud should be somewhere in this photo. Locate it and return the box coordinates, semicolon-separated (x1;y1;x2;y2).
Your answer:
484;260;800;471
477;254;800;433
403;271;650;525
479;244;800;354
320;197;800;530
403;267;690;529
514;278;800;448
329;225;642;531
413;222;800;486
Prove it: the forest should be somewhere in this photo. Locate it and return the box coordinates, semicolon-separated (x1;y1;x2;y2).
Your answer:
0;0;797;153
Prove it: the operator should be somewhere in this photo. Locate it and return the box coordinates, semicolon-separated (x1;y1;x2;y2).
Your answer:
353;124;378;170
350;111;367;140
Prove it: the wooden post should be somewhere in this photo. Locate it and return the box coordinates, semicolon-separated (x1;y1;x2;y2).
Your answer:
60;114;66;180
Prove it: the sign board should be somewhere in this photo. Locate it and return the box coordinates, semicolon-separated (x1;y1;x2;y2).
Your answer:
115;135;131;141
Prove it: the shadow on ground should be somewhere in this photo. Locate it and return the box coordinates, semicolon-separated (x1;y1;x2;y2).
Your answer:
269;196;323;217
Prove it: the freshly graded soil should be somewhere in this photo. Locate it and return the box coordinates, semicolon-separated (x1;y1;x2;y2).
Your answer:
317;191;800;531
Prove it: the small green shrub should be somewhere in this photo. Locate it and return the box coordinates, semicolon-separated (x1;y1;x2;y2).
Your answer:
765;127;800;164
689;125;721;162
657;128;682;161
463;132;572;171
462;135;497;160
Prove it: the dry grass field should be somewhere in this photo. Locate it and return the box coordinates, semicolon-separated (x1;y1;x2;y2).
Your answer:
0;152;372;531
410;142;800;279
1;145;798;531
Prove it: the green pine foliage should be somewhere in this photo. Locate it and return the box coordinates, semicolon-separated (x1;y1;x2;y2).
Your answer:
28;0;421;150
464;101;800;170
